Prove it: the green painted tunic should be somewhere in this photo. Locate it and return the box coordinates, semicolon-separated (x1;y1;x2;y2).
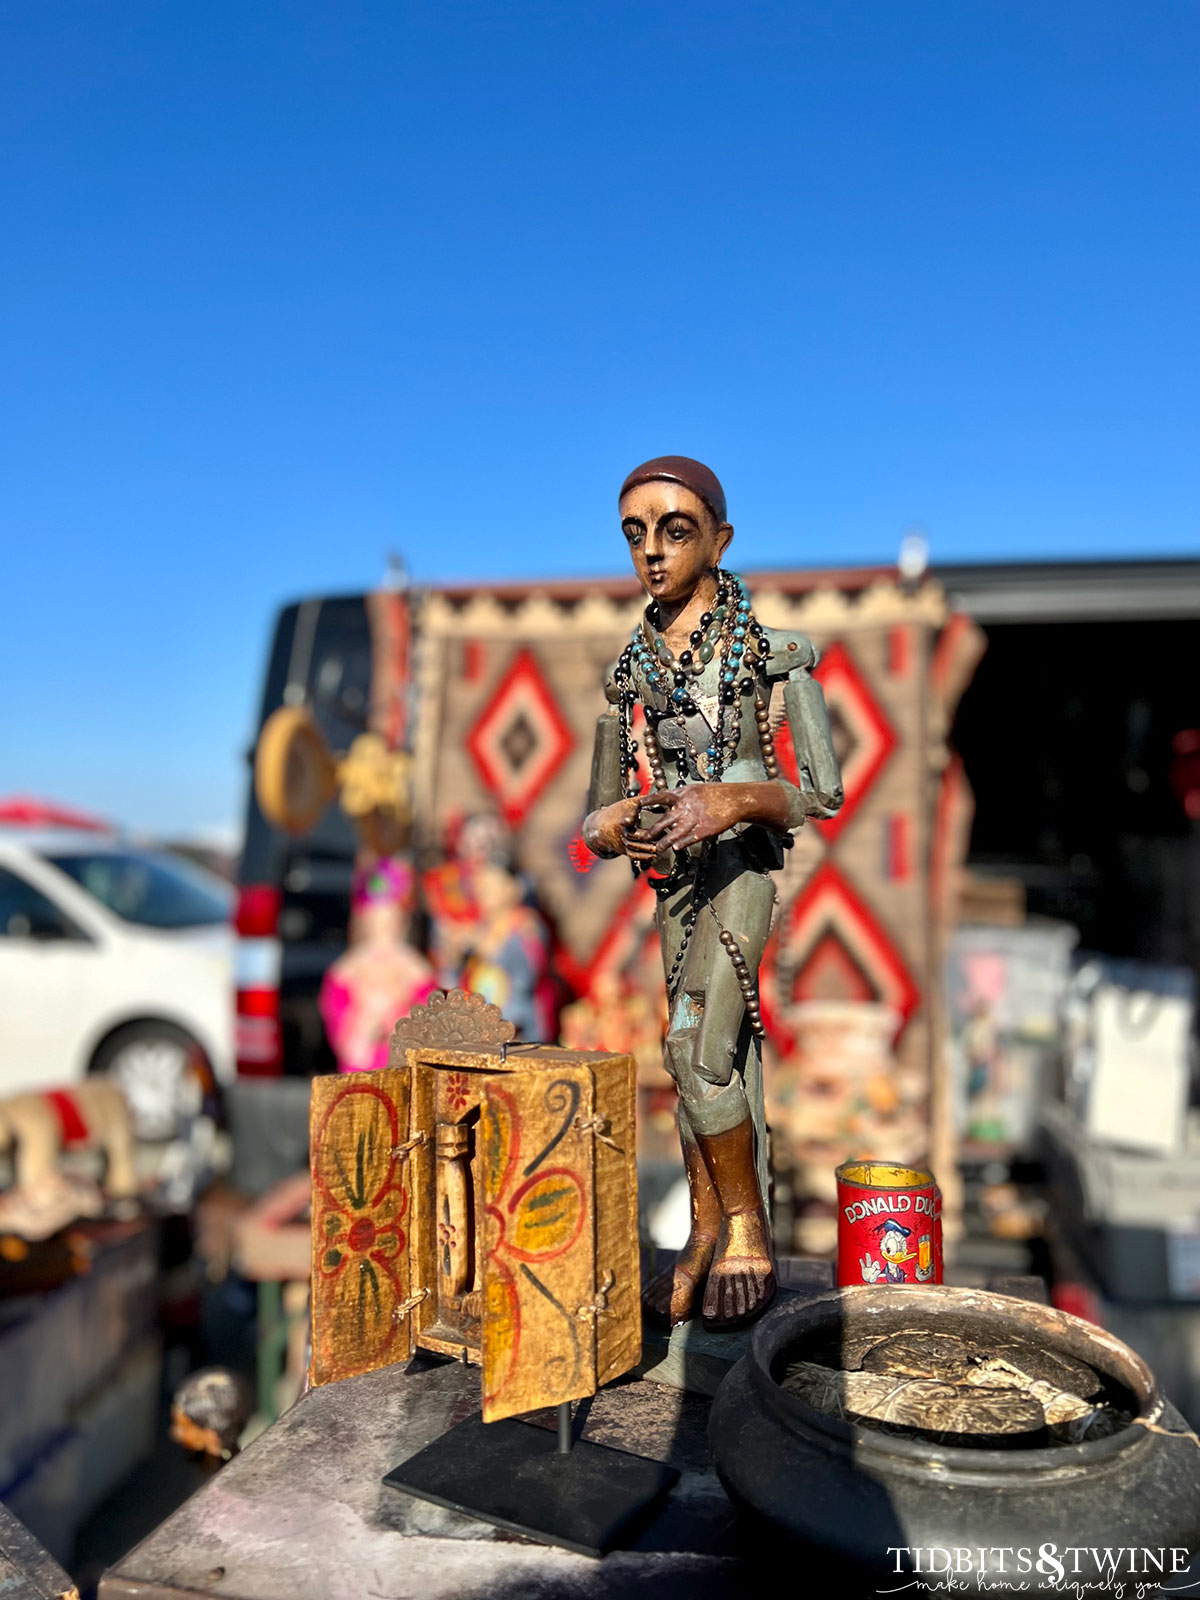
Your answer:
587;621;843;1166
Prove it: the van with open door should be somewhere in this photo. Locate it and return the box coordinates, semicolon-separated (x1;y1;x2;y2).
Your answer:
234;594;373;1078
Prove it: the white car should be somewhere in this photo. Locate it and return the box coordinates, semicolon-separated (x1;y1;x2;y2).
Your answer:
0;829;234;1138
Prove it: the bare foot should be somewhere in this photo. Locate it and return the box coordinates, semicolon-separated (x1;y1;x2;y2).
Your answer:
701;1209;776;1329
642;1231;717;1327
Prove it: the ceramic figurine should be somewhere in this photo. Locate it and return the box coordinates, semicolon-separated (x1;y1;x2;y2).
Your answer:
425;815;552;1040
318;858;437;1073
583;456;843;1329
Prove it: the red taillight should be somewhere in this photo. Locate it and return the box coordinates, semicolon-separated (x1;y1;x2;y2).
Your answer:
235;885;283;1074
236;987;282;1075
235;884;282;938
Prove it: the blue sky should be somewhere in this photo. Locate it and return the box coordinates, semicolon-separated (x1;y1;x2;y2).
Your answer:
3;1;1197;834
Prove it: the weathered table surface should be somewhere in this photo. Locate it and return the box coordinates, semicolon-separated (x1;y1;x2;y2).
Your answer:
0;1500;76;1600
99;1356;757;1600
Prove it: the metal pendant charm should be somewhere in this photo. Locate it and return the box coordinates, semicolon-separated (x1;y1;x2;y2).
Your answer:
696;693;720;731
655;718;688;750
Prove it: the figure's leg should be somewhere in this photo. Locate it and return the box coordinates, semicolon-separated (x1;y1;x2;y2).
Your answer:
680;865;777;1328
641;1104;721;1326
642;881;721;1327
695;1116;775;1327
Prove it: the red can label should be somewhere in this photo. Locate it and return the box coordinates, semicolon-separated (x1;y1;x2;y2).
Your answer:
835;1160;943;1287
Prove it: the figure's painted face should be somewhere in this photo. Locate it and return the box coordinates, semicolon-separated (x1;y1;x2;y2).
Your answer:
618;481;732;609
474;861;521;918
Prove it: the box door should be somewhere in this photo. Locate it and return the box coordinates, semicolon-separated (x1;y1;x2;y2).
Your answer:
309;1066;414;1385
479;1064;597;1422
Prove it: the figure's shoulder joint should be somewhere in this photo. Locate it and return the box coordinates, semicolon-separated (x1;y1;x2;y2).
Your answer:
761;627;817;678
602;657;623;705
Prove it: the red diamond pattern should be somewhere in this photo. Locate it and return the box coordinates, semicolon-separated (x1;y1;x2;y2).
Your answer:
760;861;920;1049
556;873;660;996
774;639;896;842
466;646;574;828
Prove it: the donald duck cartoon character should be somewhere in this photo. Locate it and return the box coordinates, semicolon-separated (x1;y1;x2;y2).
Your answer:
858;1217;917;1284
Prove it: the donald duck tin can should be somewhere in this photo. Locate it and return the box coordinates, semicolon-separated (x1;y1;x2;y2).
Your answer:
836;1160;942;1287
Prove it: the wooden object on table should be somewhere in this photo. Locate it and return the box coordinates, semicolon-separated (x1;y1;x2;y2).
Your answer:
309;1063;413;1387
0;1500;77;1600
308;989;640;1422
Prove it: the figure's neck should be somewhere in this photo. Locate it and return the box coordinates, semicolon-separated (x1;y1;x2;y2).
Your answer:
650;570;720;650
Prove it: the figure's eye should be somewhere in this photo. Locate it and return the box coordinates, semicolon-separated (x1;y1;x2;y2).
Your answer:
666;521;693;541
623;523;645;547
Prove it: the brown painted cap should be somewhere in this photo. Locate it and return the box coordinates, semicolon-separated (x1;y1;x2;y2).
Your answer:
619;455;727;525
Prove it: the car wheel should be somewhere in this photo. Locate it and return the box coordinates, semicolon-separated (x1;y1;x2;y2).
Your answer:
90;1022;210;1142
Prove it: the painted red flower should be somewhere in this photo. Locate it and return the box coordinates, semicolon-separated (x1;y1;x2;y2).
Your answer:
445;1071;471;1111
312;1082;409;1360
479;1079;588;1406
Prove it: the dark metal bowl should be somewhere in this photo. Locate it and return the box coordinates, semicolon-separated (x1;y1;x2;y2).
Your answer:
709;1285;1200;1593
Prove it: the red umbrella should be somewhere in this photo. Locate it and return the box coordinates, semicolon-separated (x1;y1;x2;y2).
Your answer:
0;795;113;831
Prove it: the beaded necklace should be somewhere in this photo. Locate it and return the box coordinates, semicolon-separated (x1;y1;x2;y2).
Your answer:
611;569;782;1038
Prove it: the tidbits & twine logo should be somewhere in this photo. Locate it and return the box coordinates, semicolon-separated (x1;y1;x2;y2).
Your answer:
879;1544;1195;1597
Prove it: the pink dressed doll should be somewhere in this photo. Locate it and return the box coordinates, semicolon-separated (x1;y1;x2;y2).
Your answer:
318;859;438;1073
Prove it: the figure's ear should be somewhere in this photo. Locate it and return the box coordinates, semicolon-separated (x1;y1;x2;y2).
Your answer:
715;521;734;562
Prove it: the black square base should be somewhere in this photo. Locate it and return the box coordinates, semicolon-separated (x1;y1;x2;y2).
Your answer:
382;1411;680;1557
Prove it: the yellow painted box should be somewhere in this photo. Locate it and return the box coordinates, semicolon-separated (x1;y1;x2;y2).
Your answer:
309;1033;640;1422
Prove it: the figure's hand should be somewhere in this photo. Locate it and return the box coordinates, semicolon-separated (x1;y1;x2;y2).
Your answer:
582;798;644;860
636;786;744;852
859;1254;883;1284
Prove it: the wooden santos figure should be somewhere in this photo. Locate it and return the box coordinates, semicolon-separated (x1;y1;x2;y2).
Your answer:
583;457;844;1330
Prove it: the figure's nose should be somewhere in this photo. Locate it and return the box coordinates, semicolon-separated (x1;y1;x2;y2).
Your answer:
643;527;666;561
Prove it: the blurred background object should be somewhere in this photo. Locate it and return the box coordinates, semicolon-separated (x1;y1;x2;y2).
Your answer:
0;1215;161;1566
317;858;435;1075
947;921;1079;1154
169;1367;254;1463
0;822;233;1146
0;1079;136;1240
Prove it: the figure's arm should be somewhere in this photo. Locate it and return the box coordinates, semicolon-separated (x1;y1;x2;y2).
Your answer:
582;662;649;860
587;683;624;815
769;630;844;817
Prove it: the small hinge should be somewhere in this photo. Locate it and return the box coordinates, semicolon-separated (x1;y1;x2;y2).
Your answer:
576;1269;616;1321
390;1132;428;1159
573;1114;622;1153
392;1288;429;1322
